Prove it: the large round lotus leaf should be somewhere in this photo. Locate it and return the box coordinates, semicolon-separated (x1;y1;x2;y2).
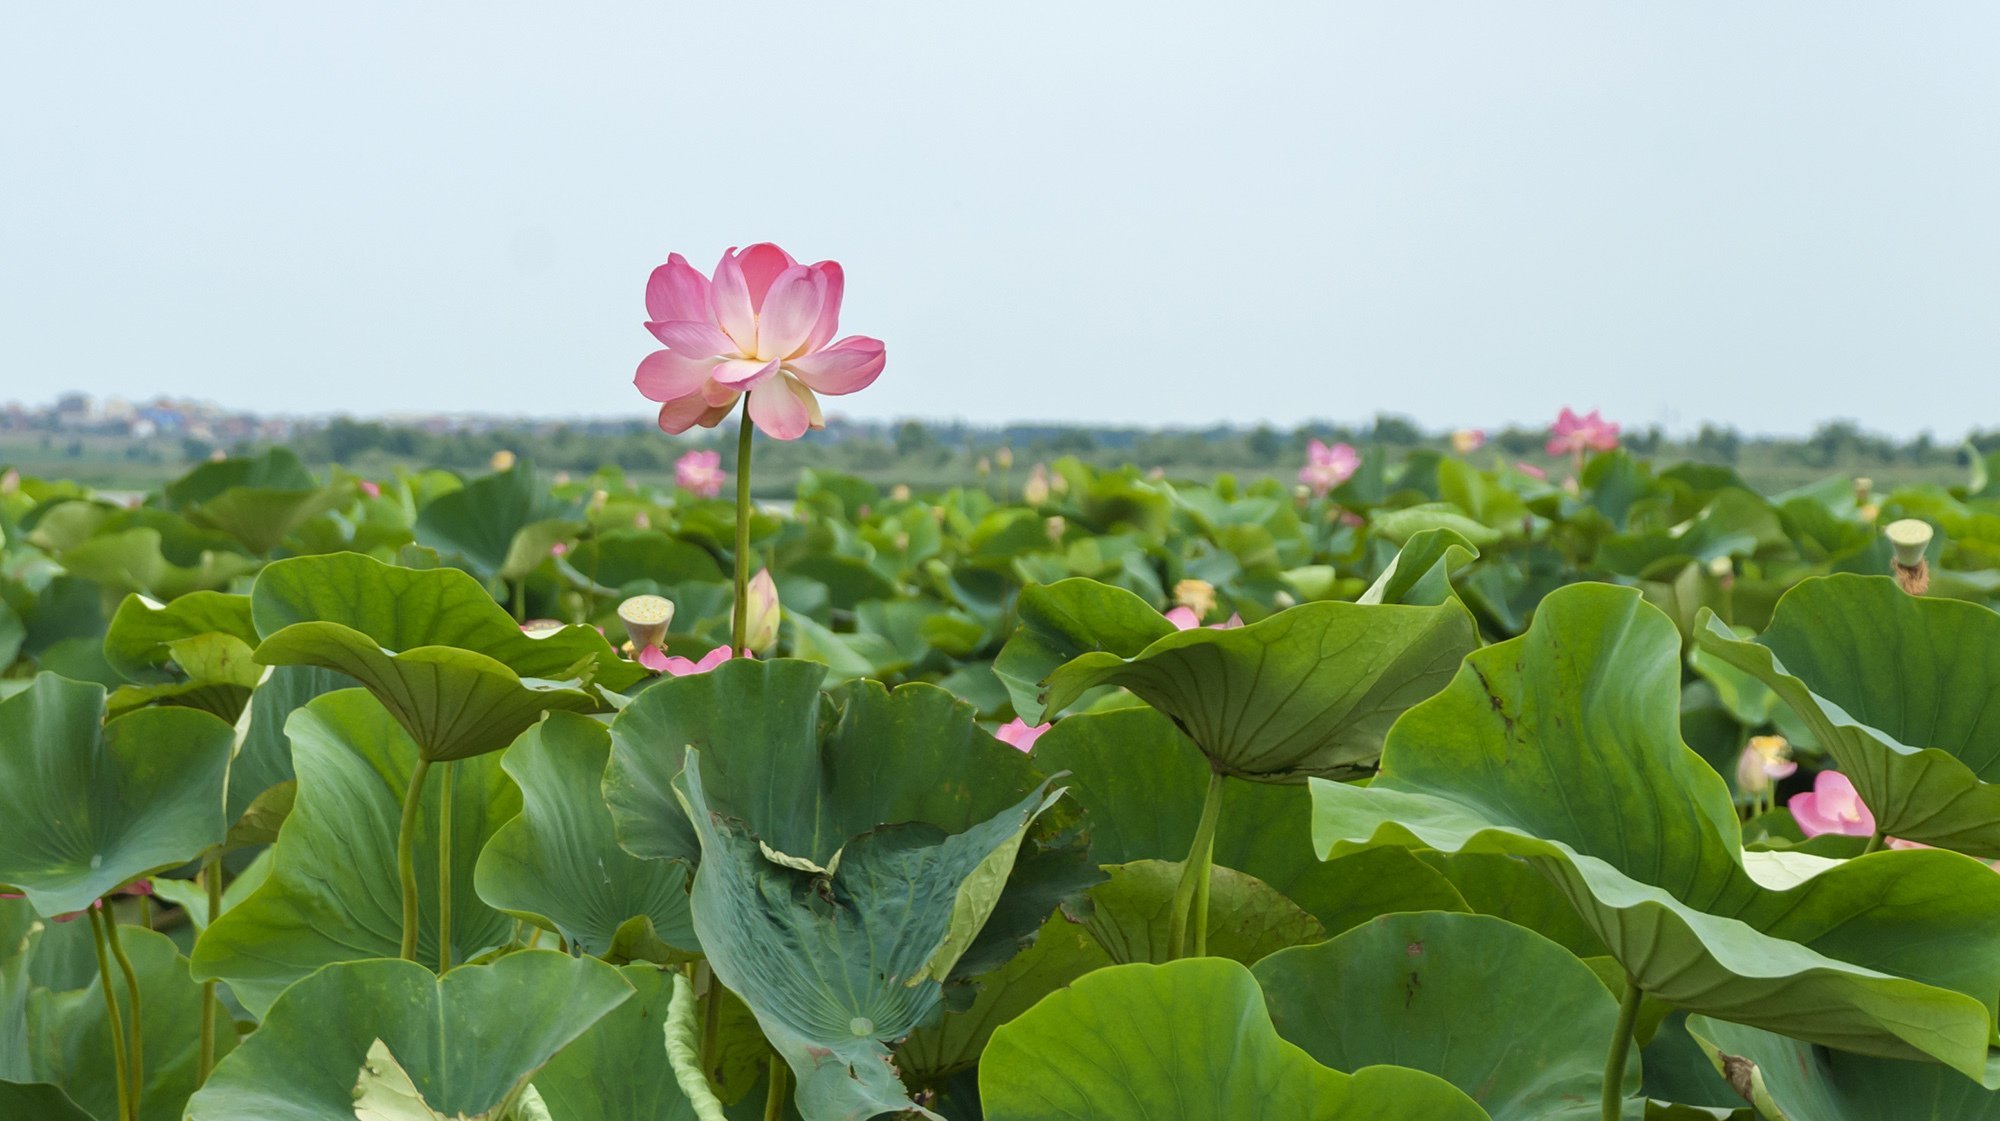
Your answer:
474;712;698;962
186;951;630;1121
225;662;350;824
1312;582;2000;1083
191;689;520;1017
1695;574;2000;856
679;750;1061;1121
10;924;237;1121
562;529;723;590
529;965;701;1121
251;551;642;760
1356;527;1480;606
162;448;341;555
605;658;1096;975
413;460;583;581
1080;859;1323;965
979;958;1492;1121
0;674;234;917
1002;577;1478;781
1029;706;1466;931
1687;1014;2000;1120
1254;911;1640;1120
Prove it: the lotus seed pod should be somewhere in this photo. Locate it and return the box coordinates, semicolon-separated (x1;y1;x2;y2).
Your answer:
490;449;517;472
1173;578;1217;620
995;446;1014;471
617;594;675;650
1885;519;1933;568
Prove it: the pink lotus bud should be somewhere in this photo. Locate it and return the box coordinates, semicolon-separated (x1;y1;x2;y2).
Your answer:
743;569;780;653
357;479;382;499
1734;735;1796;796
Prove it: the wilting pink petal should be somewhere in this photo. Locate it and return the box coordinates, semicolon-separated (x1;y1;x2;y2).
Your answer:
662;646;745;676
1515;462;1549;481
646;320;740;358
658;395;726;435
1165;606;1201;630
646;253;713;323
637;644;670;673
755;266;825;361
747;377;816;440
735;243;798;310
676;449;727;498
805;261;844;352
786;336;886;395
710;248;759;353
636;349;720;403
1789;771;1876;838
995;718;1049;752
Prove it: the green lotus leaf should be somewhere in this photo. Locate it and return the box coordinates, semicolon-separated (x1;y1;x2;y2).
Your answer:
1254;911;1641;1120
1687;1014;2000;1120
474;712;698;962
7;924;236;1121
106;629;262;723
0;674;233;917
1694;574;2000;856
226;663;349;822
979;958;1492;1121
185;951;630;1121
414;461;583;581
1311;582;2000;1082
896;908;1110;1084
1357;527;1479;606
530;965;703;1121
605;658;1095;975
1020;579;1478;781
162;448;342;555
992;578;1176;719
679;749;1060;1121
251;552;642;760
102;591;258;684
561;529;723;591
53;525;259;599
1029;706;1466;930
1079;859;1324;965
191;689;520;1016
0;1082;91;1121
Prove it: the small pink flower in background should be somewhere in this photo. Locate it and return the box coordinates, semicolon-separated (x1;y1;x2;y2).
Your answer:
675;449;728;497
550;541;569;557
1450;428;1486;454
1514;462;1549;482
1165;607;1245;631
635;243;887;441
995;718;1049;753
1298;440;1360;497
1545;408;1620;458
357;479;382;499
1789;771;1876;838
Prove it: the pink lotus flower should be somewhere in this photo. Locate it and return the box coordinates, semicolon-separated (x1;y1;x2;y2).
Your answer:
639;644;745;676
1514;462;1549;482
1789;771;1876;838
635;244;886;441
995;718;1049;753
675;449;727;498
1165;607;1245;631
1450;428;1486;454
1545;408;1620;458
357;479;382;499
1298;440;1360;497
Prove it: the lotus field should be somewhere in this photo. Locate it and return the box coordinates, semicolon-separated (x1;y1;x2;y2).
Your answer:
8;249;2000;1121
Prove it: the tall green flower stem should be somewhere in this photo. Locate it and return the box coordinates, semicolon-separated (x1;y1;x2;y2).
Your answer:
88;905;132;1121
1601;979;1643;1121
437;761;455;973
1167;770;1226;959
396;759;434;961
763;1054;788;1121
105;908;145;1114
198;857;222;1081
731;403;755;651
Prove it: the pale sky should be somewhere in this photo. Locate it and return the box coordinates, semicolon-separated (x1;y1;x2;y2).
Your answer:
4;3;1997;437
